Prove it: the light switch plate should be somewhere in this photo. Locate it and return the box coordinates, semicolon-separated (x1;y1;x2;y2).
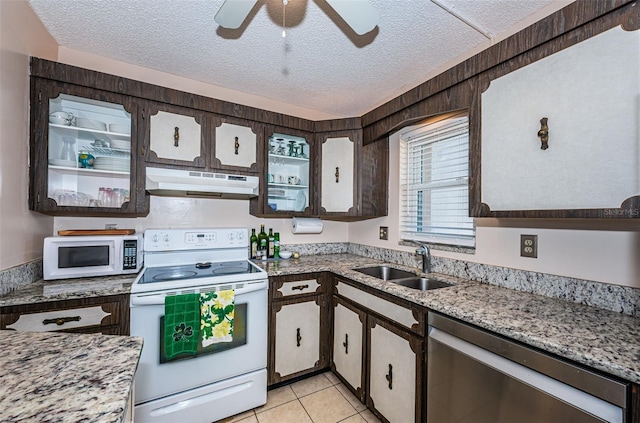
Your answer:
520;234;538;258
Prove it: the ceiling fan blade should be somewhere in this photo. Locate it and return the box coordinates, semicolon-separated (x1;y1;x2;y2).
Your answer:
214;0;258;29
325;0;379;35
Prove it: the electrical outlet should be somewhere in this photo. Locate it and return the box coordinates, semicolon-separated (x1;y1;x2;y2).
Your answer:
379;226;388;240
520;234;538;258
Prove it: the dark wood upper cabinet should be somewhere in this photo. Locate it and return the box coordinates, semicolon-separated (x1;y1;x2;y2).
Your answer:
316;129;388;221
29;77;148;216
141;100;208;169
469;6;639;219
250;125;315;218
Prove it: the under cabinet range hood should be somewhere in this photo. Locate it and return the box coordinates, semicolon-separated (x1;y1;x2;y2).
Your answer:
145;167;259;199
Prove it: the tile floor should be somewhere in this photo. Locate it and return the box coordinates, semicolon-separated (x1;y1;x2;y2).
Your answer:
217;372;382;423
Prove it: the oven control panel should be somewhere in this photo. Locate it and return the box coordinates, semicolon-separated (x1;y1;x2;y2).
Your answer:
144;228;247;251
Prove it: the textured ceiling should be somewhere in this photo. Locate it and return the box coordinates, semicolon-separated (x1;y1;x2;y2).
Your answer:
27;0;569;118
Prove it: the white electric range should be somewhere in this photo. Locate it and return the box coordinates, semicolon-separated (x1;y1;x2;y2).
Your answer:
130;228;268;423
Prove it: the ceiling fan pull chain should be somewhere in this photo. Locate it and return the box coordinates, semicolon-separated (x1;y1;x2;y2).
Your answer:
282;0;287;38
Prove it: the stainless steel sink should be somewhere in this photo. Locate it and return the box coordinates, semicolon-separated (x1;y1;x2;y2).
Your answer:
392;277;452;291
354;266;417;281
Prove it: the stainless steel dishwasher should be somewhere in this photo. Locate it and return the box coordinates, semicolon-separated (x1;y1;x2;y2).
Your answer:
427;313;629;422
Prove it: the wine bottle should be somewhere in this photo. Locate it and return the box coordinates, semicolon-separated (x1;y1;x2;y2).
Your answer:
274;232;280;258
267;228;275;258
258;224;268;259
250;228;258;259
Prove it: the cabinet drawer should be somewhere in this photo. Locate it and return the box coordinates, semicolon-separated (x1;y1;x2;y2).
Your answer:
277;279;320;297
335;280;421;333
270;273;325;300
2;302;120;332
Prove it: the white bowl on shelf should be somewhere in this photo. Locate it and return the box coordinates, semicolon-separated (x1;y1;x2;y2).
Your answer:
49;111;73;126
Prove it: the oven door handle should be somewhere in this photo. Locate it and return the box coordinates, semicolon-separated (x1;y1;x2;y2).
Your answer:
130;280;267;306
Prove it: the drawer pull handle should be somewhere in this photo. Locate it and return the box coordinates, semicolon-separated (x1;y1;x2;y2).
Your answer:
343;333;349;354
234;136;240;155
174;126;180;147
386;364;393;390
335;166;340;183
291;284;309;291
296;328;302;347
43;316;81;326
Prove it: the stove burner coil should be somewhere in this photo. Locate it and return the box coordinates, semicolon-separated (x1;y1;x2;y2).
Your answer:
152;270;198;281
195;262;212;269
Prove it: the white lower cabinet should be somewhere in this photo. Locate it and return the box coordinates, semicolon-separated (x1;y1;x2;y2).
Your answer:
274;300;320;378
331;280;425;423
368;317;421;423
332;298;365;400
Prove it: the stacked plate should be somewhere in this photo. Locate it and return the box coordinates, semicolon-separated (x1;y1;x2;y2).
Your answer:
93;157;130;172
109;123;130;135
76;117;107;131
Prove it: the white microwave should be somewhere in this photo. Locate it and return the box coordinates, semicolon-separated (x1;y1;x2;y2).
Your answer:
43;234;143;280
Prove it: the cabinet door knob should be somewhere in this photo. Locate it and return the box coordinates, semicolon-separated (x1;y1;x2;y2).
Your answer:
537;117;549;150
335;167;340;183
234;136;240;155
174;126;180;147
343;333;349;354
386;363;393;390
296;328;302;347
43;316;81;326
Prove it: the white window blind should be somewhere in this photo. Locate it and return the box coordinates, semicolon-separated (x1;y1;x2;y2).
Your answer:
400;114;475;247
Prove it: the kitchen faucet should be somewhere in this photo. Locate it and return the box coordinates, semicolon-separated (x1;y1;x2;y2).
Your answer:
415;244;431;273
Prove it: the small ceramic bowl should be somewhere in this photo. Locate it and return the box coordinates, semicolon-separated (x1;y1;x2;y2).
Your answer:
279;251;292;259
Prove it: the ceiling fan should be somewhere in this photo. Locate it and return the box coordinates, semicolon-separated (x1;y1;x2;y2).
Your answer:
214;0;379;36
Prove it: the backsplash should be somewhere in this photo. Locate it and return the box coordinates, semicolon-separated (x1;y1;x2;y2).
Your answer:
0;260;43;297
3;244;638;317
346;243;640;317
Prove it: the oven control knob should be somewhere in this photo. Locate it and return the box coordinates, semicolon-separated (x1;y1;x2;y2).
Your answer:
237;231;244;240
228;232;235;240
163;234;170;242
152;234;159;242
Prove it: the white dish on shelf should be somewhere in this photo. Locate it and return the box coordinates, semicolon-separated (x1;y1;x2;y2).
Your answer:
108;139;131;149
49;159;77;168
108;123;130;134
76;117;107;131
49;112;73;126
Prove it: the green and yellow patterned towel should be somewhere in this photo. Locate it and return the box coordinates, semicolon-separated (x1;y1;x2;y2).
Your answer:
164;293;200;360
200;289;235;347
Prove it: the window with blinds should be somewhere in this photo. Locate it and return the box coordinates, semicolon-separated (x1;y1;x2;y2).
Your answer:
399;113;475;247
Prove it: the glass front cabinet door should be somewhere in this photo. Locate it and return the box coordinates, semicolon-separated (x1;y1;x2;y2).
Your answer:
261;128;312;215
30;79;147;216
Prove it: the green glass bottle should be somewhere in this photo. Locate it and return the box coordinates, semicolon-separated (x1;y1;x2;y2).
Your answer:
250;228;258;259
267;228;275;258
258;224;268;258
274;232;280;258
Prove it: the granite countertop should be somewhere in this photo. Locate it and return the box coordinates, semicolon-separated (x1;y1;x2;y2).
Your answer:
0;275;135;308
0;330;142;423
2;254;639;386
254;254;640;384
